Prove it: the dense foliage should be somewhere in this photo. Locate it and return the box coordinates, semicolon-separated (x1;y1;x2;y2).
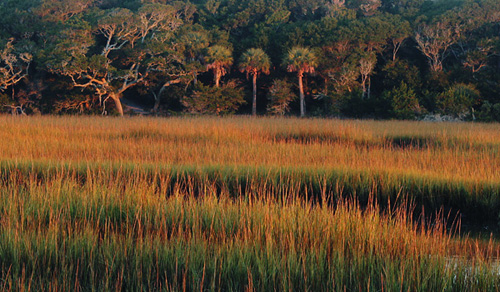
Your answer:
1;0;500;120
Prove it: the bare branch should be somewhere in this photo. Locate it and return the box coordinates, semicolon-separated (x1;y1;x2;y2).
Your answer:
0;39;32;92
415;22;460;72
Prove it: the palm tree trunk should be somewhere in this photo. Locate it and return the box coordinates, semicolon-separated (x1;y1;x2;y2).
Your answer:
252;73;257;116
215;71;220;87
298;72;305;117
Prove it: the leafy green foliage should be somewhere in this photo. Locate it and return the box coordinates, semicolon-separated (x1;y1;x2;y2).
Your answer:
182;81;245;115
381;60;421;91
437;83;480;117
1;0;500;118
477;101;500;122
383;82;422;120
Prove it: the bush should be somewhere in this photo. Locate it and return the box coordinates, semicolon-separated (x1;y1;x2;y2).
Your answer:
267;79;294;116
0;93;10;107
182;81;245;115
338;89;382;118
382;82;422;120
437;83;479;117
477;101;500;122
494;103;500;121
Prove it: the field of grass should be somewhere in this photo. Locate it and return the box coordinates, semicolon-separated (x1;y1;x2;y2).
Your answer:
1;116;500;290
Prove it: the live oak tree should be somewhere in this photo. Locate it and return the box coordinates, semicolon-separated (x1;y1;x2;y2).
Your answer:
149;45;190;113
381;0;426;17
2;0;500;120
359;53;376;99
0;0;36;97
149;26;210;113
317;25;359;95
180;28;210;86
0;38;33;114
415;21;461;72
350;17;389;99
43;3;183;115
0;39;32;93
450;1;500;75
284;47;317;118
359;0;382;16
137;5;191;112
35;0;94;22
385;14;411;61
238;48;271;116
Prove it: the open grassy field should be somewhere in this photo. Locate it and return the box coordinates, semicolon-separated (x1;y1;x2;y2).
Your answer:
1;116;500;291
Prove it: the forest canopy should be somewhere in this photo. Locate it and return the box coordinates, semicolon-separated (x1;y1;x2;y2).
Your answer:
1;0;500;120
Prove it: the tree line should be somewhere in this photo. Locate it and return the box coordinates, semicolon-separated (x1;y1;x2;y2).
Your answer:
1;0;500;120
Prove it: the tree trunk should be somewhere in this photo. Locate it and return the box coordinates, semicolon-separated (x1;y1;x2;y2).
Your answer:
252;73;257;116
110;93;124;116
153;79;182;113
153;93;161;113
392;40;403;62
431;56;443;72
367;76;371;99
298;72;305;117
193;71;198;85
361;77;367;99
215;71;220;87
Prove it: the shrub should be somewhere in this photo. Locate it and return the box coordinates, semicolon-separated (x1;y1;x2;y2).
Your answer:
267;79;294;116
493;103;500;121
437;83;479;117
338;89;378;118
0;93;10;108
477;101;500;122
382;82;422;120
182;81;245;115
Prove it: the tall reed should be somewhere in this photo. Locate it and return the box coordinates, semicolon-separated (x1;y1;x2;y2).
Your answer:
0;170;498;291
1;116;499;290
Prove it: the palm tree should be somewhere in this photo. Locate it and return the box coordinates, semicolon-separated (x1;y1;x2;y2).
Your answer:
283;47;317;117
238;48;271;116
205;45;233;87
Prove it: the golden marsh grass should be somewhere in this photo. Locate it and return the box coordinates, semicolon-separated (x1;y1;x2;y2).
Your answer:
0;115;500;291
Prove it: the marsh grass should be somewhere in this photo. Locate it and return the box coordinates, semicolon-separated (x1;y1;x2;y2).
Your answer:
1;116;499;184
1;116;500;291
2;160;499;227
0;170;499;291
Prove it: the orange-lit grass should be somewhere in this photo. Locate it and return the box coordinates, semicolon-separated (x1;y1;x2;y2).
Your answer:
0;116;499;183
1;115;500;290
0;170;498;291
1;115;499;223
